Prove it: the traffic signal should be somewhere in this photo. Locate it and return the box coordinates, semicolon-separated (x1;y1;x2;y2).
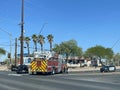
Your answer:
8;53;11;58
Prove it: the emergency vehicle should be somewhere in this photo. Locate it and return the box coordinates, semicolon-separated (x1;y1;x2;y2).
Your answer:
17;57;34;66
28;51;68;75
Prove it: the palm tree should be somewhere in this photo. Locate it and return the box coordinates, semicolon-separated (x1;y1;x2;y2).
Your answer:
24;37;31;56
47;34;54;52
32;34;38;51
38;34;45;51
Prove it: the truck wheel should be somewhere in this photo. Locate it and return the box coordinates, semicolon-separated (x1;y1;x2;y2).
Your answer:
28;68;32;75
51;68;55;75
64;68;68;74
33;71;37;75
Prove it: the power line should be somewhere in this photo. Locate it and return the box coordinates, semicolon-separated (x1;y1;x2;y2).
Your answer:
38;23;48;35
111;38;120;49
0;28;12;64
23;23;48;38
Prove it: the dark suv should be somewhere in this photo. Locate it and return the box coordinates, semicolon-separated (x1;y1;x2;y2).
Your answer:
100;65;116;72
11;65;17;71
16;64;28;74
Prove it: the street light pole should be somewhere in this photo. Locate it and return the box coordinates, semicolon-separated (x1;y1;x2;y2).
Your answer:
10;34;12;64
20;0;24;65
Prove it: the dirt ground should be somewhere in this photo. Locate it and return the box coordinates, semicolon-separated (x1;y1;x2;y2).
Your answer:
0;65;9;71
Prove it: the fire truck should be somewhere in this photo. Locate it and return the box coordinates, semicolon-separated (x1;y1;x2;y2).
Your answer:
28;51;68;75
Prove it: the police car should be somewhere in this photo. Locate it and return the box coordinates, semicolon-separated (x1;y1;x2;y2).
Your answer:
100;65;116;72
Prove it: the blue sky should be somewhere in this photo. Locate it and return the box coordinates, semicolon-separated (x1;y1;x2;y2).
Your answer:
0;0;120;60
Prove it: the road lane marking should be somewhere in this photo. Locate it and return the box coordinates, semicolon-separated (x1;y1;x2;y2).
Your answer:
8;74;22;76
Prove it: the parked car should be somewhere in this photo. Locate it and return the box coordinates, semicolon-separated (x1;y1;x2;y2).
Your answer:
11;65;17;71
100;65;116;72
16;64;28;74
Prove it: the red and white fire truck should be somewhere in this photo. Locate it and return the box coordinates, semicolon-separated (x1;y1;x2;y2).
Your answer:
28;51;68;75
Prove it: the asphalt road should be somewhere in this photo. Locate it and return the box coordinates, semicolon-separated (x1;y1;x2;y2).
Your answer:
0;71;120;90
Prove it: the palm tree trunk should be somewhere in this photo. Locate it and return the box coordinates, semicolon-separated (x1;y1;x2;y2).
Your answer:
35;43;37;51
27;44;30;56
41;44;43;51
50;42;52;52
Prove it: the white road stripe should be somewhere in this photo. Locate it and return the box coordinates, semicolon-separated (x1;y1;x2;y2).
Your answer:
8;74;22;76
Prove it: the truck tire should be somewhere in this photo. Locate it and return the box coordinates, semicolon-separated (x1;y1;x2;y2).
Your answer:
28;68;32;75
64;67;68;74
33;71;37;75
51;68;55;75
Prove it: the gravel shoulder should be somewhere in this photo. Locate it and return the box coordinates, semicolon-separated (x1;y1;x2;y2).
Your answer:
0;65;10;71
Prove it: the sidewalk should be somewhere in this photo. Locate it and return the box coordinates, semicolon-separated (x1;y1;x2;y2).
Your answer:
68;67;100;72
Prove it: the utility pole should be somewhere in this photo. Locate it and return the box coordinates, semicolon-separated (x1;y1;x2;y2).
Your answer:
20;0;24;65
15;38;17;66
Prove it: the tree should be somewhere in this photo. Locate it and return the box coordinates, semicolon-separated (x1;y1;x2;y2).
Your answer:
74;47;83;58
38;34;45;51
84;45;114;65
113;53;120;66
0;48;6;55
32;34;38;51
47;34;54;52
24;37;31;56
53;39;82;61
85;45;113;59
53;44;61;54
